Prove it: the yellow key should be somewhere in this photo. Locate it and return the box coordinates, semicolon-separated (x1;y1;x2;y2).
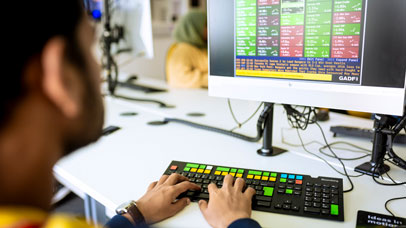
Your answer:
269;177;276;182
214;171;221;175
247;174;254;179
204;169;211;174
230;173;236;177
222;172;228;176
236;173;243;178
197;169;204;173
190;168;197;172
262;176;269;181
254;175;261;180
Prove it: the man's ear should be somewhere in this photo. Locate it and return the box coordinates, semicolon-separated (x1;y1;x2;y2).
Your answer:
41;37;81;119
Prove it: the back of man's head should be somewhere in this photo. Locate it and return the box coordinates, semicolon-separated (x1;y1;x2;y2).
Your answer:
2;0;84;127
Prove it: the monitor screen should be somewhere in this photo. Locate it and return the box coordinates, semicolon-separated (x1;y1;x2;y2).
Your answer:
209;0;406;115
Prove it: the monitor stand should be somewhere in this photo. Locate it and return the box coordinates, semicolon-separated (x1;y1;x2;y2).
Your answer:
355;115;391;176
257;103;287;157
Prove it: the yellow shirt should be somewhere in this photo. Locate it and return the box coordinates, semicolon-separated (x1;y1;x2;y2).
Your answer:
166;43;208;89
0;207;93;228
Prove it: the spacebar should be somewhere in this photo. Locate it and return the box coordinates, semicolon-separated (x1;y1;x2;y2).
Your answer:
195;193;210;200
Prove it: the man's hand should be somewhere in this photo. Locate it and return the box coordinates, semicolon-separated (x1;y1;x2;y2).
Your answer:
136;173;201;224
199;175;256;228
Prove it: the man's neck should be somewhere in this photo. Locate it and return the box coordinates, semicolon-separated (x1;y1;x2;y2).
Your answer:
0;96;62;211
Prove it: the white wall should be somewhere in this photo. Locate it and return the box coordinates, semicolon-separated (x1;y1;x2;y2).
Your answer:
117;35;174;80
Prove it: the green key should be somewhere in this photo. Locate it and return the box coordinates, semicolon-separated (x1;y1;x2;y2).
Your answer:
280;178;286;183
331;204;339;215
186;163;199;168
183;167;191;172
263;187;274;197
271;173;277;177
248;170;262;176
216;167;230;172
199;165;206;169
237;169;244;174
263;172;270;177
230;168;237;173
285;189;293;194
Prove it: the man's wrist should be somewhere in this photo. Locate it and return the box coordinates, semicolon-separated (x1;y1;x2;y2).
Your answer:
122;213;135;225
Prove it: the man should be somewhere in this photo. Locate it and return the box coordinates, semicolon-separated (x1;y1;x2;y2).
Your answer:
0;1;261;228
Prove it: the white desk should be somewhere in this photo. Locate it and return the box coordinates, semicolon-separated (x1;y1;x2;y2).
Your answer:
54;79;406;228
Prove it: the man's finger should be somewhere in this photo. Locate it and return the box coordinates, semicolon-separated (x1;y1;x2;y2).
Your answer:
198;200;208;216
208;183;218;194
148;181;158;191
171;181;201;197
234;178;245;192
170;197;191;216
157;175;169;185
244;187;256;198
164;173;188;186
222;174;233;189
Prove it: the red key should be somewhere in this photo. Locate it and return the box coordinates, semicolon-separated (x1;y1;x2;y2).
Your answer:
170;165;178;170
295;180;303;185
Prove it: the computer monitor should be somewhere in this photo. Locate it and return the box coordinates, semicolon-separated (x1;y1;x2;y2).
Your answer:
208;0;406;116
84;0;154;59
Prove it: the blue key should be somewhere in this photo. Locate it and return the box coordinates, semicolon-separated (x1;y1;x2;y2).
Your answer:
288;174;295;179
296;175;303;180
281;174;287;178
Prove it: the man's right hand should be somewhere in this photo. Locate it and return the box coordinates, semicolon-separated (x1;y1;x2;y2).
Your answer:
198;175;256;228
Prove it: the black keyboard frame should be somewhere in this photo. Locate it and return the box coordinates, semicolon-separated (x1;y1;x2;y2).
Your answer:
164;160;345;222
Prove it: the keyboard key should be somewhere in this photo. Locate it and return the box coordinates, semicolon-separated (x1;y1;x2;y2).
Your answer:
195;174;202;178
313;202;321;208
203;179;210;184
284;199;292;204
256;190;264;195
296;175;303;180
186;163;199;168
283;204;291;210
321;209;330;215
280;178;287;183
271;173;277;177
288;174;295;179
252;180;260;185
305;197;312;202
204;170;211;174
263;172;270;177
197;193;210;200
263;187;274;197
255;186;263;191
191;168;197;173
322;204;329;209
304;207;320;214
246;180;252;184
237;169;244;174
292;205;300;211
221;172;228;176
279;184;286;189
255;196;272;202
257;201;271;207
281;174;288;178
183;167;190;172
304;201;312;207
206;166;213;170
322;199;330;204
254;175;261;180
196;179;203;183
313;197;321;203
230;168;237;173
214;171;221;175
262;176;269;181
305;192;313;197
274;203;282;209
248;170;262;176
331;204;339;216
269;177;277;182
277;189;284;194
294;186;302;191
295;180;303;185
306;182;313;186
236;173;243;178
197;169;204;173
247;175;254;179
294;191;301;195
306;187;313;192
285;189;293;194
216;167;230;172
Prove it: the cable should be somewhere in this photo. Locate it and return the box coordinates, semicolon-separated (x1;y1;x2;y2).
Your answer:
163;102;275;143
112;94;174;108
385;197;406;217
228;99;263;132
295;128;364;178
284;105;317;130
314;122;355;193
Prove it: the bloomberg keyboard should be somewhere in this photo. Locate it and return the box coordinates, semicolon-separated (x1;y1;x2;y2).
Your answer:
163;161;344;222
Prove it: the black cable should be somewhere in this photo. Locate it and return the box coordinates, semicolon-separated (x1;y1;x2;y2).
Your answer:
112;94;174;108
385;197;406;217
295;128;364;178
162;103;275;143
315;122;356;193
318;143;370;161
163;118;262;142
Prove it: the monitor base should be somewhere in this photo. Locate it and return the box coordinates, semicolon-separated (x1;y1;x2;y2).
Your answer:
257;147;287;157
354;162;390;177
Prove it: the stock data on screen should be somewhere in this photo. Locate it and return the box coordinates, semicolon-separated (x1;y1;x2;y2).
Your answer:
235;0;364;84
